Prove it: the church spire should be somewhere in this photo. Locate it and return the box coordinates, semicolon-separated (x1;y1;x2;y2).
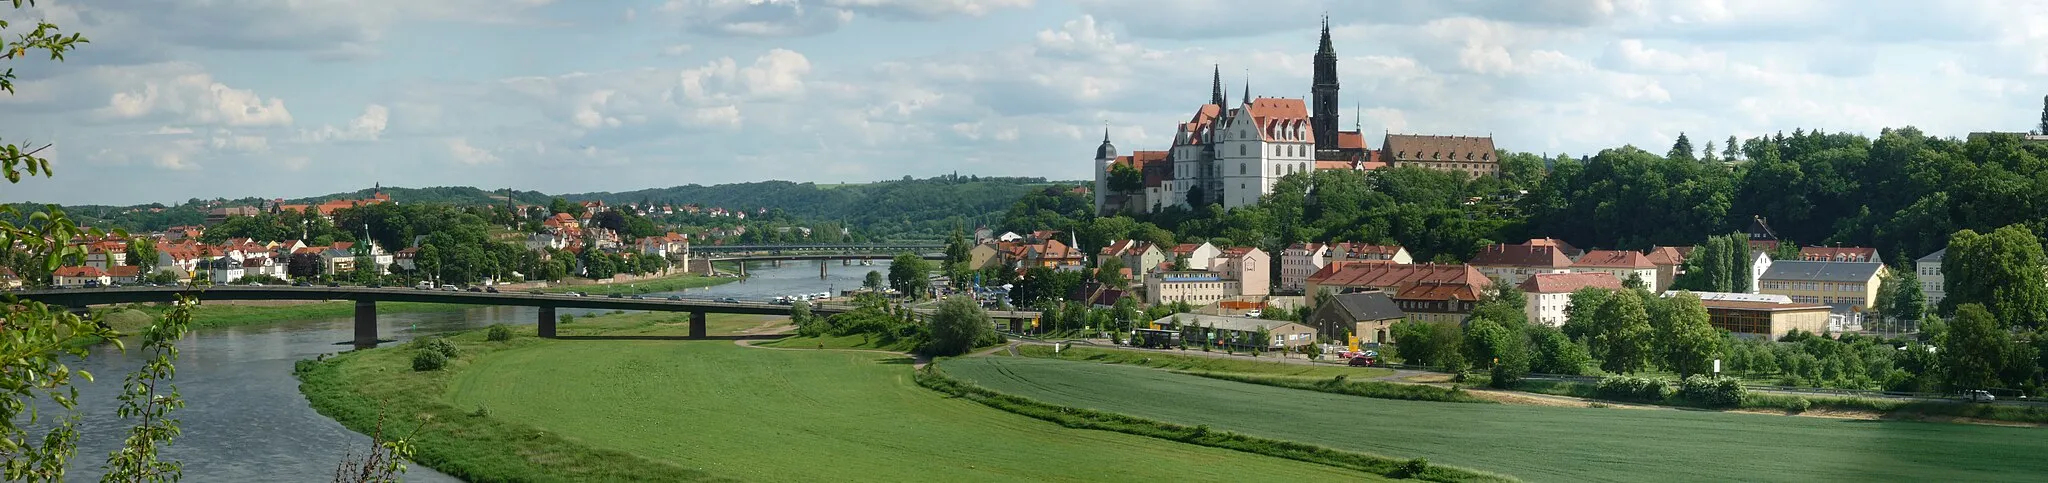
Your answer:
1312;16;1341;151
1242;70;1251;104
1211;64;1225;107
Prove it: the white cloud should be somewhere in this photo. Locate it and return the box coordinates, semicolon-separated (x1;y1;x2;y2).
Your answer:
300;104;390;142
662;44;694;56
655;0;1029;37
446;138;502;165
98;69;294;127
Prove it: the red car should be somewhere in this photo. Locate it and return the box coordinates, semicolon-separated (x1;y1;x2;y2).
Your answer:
1348;356;1377;367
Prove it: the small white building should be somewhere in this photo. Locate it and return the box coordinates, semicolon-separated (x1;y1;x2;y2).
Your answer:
1518;272;1622;327
1916;248;1945;308
1750;251;1773;294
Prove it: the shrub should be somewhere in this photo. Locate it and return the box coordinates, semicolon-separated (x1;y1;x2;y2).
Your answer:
1678;374;1747;407
470;405;492;417
560;313;575;325
1393;458;1429;479
1789;397;1812;413
421;338;460;359
486;324;514;342
1595;376;1669;402
412;350;448;371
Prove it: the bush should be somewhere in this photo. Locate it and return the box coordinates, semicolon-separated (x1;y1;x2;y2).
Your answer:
470;405;492;417
487;324;514;342
1678;374;1747;407
1595;376;1669;402
412;350;448;371
1789;397;1812;413
1393;458;1430;479
560;313;575;325
421;338;460;359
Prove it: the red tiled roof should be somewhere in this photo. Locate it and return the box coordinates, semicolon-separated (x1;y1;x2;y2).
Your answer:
1394;282;1486;302
1645;246;1686;266
1517;272;1622;294
1306;262;1490;292
1574;250;1657;269
1337;131;1367;150
1332;243;1405;259
1470;243;1573;268
1099;240;1135;256
106;266;142;277
1382;134;1498;163
1244;98;1313;143
54;266;105;277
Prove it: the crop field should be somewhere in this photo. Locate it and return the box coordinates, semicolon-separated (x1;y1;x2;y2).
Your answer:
940;356;2048;483
432;320;1384;481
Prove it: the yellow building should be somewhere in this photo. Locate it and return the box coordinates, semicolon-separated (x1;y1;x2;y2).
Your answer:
1700;299;1834;339
1756;261;1886;314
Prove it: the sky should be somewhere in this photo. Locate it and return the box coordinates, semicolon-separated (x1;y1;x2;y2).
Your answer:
3;0;2046;205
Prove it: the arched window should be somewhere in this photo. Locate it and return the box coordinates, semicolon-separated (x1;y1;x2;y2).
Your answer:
1239;144;1246;156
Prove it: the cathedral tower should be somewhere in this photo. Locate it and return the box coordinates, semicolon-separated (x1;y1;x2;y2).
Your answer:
1311;17;1340;151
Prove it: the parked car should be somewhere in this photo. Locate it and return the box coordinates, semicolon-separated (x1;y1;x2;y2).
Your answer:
439;286;459;292
607;293;624;299
1348;355;1378;367
528;289;546;295
629;295;645;300
293;281;310;287
1966;390;1996;403
485;286;499;293
717;297;740;304
83;280;101;288
247;282;264;287
415;281;434;290
567;292;586;297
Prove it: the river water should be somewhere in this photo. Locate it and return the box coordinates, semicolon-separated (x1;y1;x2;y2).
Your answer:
57;260;887;481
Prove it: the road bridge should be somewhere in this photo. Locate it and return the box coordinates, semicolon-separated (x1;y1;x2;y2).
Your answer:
696;253;944;278
10;286;1037;348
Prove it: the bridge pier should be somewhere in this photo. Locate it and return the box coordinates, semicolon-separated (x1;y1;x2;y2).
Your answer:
538;306;557;338
353;300;379;349
689;311;707;339
820;260;827;279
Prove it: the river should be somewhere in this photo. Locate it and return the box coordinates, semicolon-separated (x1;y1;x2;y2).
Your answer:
57;260;887;481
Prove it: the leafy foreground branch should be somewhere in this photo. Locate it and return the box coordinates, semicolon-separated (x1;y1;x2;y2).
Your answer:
913;365;1515;483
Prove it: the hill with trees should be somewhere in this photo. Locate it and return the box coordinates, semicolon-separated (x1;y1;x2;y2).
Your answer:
562;175;1057;239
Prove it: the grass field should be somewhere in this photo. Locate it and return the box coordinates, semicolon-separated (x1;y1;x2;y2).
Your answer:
941;356;2048;483
304;312;1384;481
756;333;917;351
534;272;736;294
1011;344;1392;379
126;300;468;329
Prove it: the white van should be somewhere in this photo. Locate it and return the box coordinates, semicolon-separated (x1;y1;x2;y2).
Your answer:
415;281;435;290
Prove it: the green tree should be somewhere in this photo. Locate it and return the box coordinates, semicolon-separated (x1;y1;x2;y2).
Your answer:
1701;140;1720;163
126;235;158;274
1943;304;2016;391
1594;289;1654;374
924;295;992;356
1659;292;1725;377
1722;135;1739;161
1561;287;1611;342
1942;225;2048;326
1875;266;1926;331
1107;162;1142;194
888;253;932;298
1095;255;1128;288
1528;325;1591;375
863;270;885;290
944;229;972;266
1667;132;1696;163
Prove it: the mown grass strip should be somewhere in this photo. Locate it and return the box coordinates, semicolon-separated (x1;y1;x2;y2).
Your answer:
913;365;1516;483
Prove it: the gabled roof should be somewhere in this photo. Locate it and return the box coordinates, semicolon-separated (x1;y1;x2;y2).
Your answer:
1306;262;1489;291
1917;248;1946;263
1758;261;1884;283
1325;291;1404;322
1798;246;1881;264
1518;272;1622;294
1574;250;1657;269
1394;282;1486;302
54;266;105;277
1644;246;1686;266
1331;243;1406;259
1241;98;1313;143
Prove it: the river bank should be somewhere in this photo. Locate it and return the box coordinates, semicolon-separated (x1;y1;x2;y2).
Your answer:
531;272;738;294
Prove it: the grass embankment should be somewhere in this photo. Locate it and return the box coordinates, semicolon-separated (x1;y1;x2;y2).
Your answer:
533;272;735;294
129;301;468;329
1008;345;1483;403
300;312;1382;482
756;333;917;351
940;356;2048;482
1012;344;1388;378
915;366;1507;482
1514;379;2048;424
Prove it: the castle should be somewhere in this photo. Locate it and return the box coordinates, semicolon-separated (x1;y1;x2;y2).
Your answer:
1095;19;1500;216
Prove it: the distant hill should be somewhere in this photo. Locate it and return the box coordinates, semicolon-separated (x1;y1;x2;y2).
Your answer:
561;175;1061;237
286;186;554;206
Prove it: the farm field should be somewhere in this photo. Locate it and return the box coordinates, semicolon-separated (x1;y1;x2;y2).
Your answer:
421;315;1384;481
1008;344;1393;379
941;356;2048;483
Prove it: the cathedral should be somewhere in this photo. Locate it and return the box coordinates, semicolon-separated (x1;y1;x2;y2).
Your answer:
1095;19;1500;216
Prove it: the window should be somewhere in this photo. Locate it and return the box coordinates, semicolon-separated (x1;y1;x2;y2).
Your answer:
1240;145;1247;156
1240;163;1246;175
